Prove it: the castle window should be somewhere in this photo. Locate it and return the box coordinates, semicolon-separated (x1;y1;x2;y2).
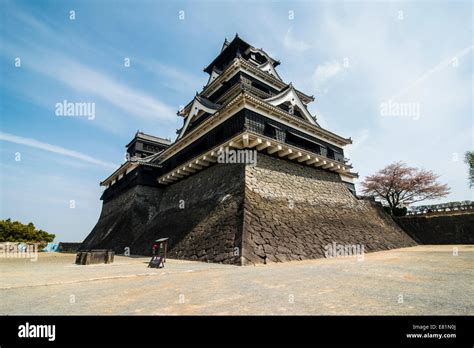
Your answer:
286;130;325;155
327;147;335;159
264;123;278;139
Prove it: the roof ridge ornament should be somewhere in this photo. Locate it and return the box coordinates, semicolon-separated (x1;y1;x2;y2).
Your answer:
221;38;230;53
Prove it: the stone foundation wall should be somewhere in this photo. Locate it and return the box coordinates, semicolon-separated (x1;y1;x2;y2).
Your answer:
80;185;163;253
81;163;245;263
130;163;245;263
241;154;417;264
81;153;417;265
395;212;474;244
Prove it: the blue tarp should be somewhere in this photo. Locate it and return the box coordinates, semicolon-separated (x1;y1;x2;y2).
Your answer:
43;242;59;252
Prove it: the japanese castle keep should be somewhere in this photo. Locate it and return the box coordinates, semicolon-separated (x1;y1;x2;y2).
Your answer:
81;36;416;264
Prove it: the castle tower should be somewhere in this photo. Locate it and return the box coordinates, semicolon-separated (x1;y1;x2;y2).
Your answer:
80;36;416;264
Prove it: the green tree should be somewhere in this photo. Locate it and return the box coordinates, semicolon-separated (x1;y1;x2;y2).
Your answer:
465;151;474;188
0;219;55;242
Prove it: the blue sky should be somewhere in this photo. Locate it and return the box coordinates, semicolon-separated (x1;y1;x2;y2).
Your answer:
0;0;472;242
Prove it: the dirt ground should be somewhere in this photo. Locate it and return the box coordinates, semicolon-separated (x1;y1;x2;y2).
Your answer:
0;245;472;315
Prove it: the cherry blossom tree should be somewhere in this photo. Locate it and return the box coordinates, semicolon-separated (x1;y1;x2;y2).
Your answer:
361;161;450;210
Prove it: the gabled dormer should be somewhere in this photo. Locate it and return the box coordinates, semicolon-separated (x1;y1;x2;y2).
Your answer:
264;84;319;126
206;66;222;86
177;95;221;139
245;46;280;69
256;60;282;81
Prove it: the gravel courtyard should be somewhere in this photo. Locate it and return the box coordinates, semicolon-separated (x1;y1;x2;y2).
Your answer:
0;245;472;315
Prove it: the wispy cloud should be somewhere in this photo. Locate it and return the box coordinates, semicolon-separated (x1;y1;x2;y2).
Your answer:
313;61;343;90
2;10;177;124
297;3;473;204
0;132;117;169
36;55;176;122
136;58;203;93
387;45;474;101
347;128;370;153
283;28;311;52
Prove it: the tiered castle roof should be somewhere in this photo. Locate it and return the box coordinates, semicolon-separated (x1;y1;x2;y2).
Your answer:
101;35;357;196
